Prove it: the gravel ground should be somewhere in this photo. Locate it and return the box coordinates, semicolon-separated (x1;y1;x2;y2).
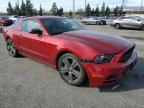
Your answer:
0;25;144;108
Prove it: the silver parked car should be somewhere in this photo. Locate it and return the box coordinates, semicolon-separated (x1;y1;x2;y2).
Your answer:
81;17;106;25
110;16;144;31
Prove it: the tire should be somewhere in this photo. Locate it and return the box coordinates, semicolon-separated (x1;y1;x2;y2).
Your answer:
115;23;121;29
141;25;144;31
6;38;19;57
58;53;86;86
96;21;101;25
101;21;106;25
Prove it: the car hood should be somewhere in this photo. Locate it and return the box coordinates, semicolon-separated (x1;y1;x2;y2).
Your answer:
57;30;134;54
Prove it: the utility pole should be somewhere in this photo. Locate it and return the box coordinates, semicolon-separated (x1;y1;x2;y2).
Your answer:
73;0;75;17
85;0;87;16
17;0;19;5
121;0;125;15
140;0;144;12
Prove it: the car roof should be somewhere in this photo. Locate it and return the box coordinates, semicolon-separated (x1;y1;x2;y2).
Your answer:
23;16;65;20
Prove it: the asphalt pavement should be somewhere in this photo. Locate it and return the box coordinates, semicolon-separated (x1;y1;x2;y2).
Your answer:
0;26;144;108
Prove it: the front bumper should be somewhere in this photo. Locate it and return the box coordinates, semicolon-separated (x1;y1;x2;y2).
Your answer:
82;51;137;87
110;22;115;27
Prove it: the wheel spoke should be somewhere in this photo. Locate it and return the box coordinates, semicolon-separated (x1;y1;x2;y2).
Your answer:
11;48;15;54
60;67;68;74
68;72;73;82
71;59;77;69
72;70;80;78
63;58;69;67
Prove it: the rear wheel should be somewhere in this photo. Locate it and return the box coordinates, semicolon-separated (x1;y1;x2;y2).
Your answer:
115;23;121;29
58;53;86;86
6;38;19;57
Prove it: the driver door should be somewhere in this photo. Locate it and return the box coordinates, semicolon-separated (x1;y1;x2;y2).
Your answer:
19;19;49;62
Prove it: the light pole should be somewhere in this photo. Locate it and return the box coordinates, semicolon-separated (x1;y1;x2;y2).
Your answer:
121;0;125;15
73;0;75;17
85;0;87;16
140;0;144;12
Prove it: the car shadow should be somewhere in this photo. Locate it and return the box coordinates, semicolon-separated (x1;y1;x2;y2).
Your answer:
98;57;144;92
118;27;142;31
0;26;3;33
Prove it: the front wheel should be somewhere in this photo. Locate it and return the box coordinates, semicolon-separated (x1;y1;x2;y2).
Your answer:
58;53;87;86
96;21;101;25
115;23;121;29
141;25;144;31
6;38;19;57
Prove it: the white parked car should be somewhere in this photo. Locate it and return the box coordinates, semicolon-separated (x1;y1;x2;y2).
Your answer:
9;15;20;22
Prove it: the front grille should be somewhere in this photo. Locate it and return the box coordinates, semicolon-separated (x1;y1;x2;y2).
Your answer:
119;46;135;63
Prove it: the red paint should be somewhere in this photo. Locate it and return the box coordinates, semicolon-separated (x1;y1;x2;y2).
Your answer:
2;16;137;87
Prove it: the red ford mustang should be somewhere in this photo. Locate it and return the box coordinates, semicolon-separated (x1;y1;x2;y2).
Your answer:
2;16;137;87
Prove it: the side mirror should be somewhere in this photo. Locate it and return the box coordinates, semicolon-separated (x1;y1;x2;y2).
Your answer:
29;29;43;35
137;19;141;21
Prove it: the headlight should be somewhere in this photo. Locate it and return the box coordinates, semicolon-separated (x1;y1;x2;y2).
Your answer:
94;54;114;64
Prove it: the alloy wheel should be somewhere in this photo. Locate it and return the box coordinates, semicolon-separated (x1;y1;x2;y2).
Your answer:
115;24;120;29
141;25;144;31
58;54;86;86
6;39;17;56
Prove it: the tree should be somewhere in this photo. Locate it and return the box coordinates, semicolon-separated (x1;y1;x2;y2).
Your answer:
105;6;110;16
91;8;95;16
95;5;100;16
101;2;105;16
113;6;120;16
7;2;14;15
57;7;64;16
21;0;26;16
69;10;73;17
51;2;58;16
25;0;34;16
33;8;38;15
39;4;43;16
86;3;91;16
76;9;85;16
14;2;21;15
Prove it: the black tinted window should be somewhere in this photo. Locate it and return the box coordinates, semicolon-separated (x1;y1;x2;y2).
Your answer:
1;17;8;20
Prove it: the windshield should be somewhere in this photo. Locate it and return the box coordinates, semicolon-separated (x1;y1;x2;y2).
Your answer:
139;16;144;20
41;18;82;35
14;16;20;18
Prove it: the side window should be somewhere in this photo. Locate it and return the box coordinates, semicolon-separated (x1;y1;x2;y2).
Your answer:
22;20;42;32
132;16;140;21
10;22;19;29
22;20;28;32
119;17;125;20
126;16;136;20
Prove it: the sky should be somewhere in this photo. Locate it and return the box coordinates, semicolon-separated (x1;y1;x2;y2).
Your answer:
0;0;143;12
